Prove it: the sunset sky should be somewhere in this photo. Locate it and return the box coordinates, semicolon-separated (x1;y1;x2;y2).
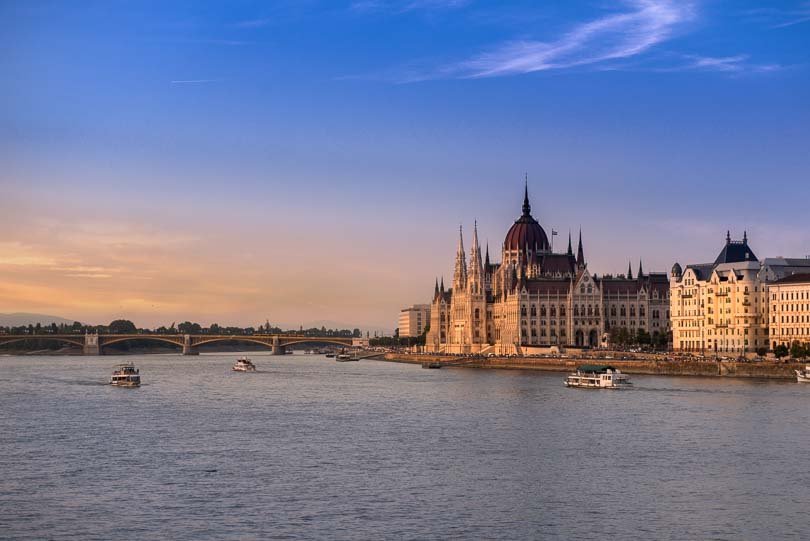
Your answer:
2;1;809;331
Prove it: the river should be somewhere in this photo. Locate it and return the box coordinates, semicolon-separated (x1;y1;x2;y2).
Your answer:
1;353;807;540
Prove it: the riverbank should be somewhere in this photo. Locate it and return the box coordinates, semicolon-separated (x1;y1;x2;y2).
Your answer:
383;353;805;379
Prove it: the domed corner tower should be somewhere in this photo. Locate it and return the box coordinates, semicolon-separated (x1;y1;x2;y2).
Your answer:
502;181;550;267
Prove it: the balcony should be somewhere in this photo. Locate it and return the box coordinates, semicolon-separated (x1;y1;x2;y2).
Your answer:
716;291;728;297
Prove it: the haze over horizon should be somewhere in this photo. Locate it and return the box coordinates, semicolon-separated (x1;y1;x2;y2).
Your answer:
2;1;809;329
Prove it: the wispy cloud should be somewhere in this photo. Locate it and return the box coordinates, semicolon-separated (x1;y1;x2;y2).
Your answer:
740;2;810;29
233;17;274;28
170;79;220;85
454;0;696;78
351;0;469;14
654;54;785;74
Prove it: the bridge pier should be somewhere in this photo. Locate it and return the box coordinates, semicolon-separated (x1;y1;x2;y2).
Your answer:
83;333;101;356
183;334;199;356
272;336;286;355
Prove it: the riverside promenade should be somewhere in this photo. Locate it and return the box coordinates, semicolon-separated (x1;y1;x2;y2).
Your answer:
383;353;805;379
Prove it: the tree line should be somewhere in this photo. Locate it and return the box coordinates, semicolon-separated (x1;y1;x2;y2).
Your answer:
0;319;362;338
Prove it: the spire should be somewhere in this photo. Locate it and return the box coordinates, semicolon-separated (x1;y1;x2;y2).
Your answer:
485;242;490;268
522;174;531;216
576;228;585;267
567;230;573;256
434;278;439;299
726;230;731;244
468;220;484;294
440;277;444;293
627;261;633;280
638;259;644;279
743;230;748;244
453;225;467;291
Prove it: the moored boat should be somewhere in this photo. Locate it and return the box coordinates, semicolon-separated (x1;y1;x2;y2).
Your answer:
336;353;357;362
796;365;810;383
422;362;442;369
232;357;256;372
565;365;631;389
110;363;141;387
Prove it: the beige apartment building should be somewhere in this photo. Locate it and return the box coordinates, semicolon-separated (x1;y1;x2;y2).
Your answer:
768;274;810;350
671;233;810;354
398;304;430;337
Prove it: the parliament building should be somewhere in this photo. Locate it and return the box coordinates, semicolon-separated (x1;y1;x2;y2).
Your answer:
425;185;670;355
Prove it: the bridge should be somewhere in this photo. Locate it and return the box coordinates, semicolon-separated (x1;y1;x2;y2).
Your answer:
0;333;356;356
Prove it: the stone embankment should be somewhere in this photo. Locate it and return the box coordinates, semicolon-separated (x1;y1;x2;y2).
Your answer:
383;353;805;379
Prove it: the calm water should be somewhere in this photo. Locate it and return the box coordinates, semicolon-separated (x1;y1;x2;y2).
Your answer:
1;353;807;540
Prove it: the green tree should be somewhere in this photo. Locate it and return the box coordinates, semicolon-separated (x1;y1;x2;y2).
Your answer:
177;321;202;334
774;344;789;358
790;341;807;359
108;319;137;333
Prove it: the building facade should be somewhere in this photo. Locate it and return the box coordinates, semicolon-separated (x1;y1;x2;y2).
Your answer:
425;186;670;355
768;274;810;351
398;304;430;338
670;234;810;354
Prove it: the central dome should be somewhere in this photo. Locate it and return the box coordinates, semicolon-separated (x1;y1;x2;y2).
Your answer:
504;185;550;252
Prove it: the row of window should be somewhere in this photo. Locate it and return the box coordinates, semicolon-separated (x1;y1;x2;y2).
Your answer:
775;291;810;301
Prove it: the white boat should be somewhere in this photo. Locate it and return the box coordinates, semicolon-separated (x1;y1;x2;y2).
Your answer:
232;357;256;372
565;365;631;389
110;363;141;387
336;353;357;362
796;365;810;383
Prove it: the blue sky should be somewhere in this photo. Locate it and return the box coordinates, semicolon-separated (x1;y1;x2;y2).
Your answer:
1;1;809;329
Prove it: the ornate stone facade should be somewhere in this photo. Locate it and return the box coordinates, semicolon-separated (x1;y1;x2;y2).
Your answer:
671;234;810;354
426;186;670;355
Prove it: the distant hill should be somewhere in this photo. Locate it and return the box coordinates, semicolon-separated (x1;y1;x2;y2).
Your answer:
0;313;80;327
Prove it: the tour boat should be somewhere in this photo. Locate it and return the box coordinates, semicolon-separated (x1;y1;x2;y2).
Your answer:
232;357;256;372
796;365;810;383
565;365;631;389
110;363;141;387
325;353;336;358
336;353;357;362
422;361;442;369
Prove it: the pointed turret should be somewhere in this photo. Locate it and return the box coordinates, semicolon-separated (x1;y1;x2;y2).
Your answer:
726;230;731;244
576;229;585;268
484;243;490;268
567;231;573;256
453;225;467;291
468;220;484;294
434;278;439;300
440;277;445;294
743;230;748;244
637;259;644;279
627;261;633;280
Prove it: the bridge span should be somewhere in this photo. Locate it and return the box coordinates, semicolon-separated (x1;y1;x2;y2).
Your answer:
0;333;356;356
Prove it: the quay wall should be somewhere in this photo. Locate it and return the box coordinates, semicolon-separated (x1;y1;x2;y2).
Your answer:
383;354;805;379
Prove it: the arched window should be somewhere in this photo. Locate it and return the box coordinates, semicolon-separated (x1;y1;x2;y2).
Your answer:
587;305;593;316
530;305;536;317
551;306;556;317
611;306;617;317
521;305;527;317
541;306;547;317
474;308;480;320
620;305;626;316
630;306;636;317
573;305;579;316
560;305;566;317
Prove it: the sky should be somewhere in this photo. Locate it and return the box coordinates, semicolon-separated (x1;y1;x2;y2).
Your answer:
1;0;809;331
